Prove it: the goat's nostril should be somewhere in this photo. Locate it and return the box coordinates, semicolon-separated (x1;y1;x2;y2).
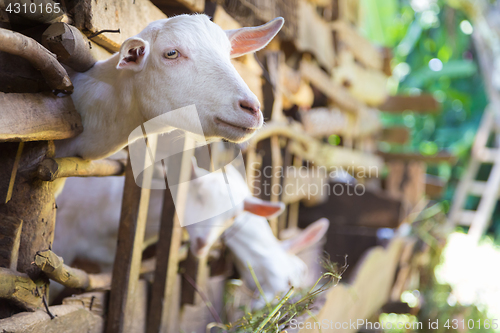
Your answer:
239;100;260;115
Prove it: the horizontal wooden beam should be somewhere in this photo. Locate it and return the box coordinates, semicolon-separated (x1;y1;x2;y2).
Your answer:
151;0;204;13
0;28;73;92
74;0;167;52
380;127;410;144
0;92;82;142
379;95;440;113
378;151;457;163
36;157;126;181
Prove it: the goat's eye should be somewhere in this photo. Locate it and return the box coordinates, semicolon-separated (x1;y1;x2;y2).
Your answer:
164;50;180;59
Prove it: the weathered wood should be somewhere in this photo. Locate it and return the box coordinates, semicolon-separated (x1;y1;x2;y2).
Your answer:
147;137;195;333
0;215;23;270
379;94;440;113
5;142;24;203
0;48;49;93
332;19;383;71
0;28;72;91
42;22;97;72
62;291;108;316
124;279;148;333
0;304;104;333
34;249;93;290
36;157;126;181
152;0;204;13
296;0;336;70
0;268;45;311
0;92;82;142
300;60;363;114
74;0;167;52
0;141;57;280
106;136;157;333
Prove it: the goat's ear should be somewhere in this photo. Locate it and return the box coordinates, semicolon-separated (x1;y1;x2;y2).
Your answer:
226;17;284;58
117;37;150;71
281;218;329;254
243;196;285;218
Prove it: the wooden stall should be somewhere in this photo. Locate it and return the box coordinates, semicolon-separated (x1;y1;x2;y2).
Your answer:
0;0;445;332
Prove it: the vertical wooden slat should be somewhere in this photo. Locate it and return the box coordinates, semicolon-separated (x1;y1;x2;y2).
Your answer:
147;137;196;333
267;52;285;236
106;135;157;333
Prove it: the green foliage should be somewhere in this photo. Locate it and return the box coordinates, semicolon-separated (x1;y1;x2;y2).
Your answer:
362;0;488;203
211;256;346;333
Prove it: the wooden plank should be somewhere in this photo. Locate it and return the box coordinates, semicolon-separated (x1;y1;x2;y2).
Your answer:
378;151;456;163
0;92;82;142
457;210;476;226
332;19;383;70
74;0;167;52
106;135;157;333
299;238;404;333
300;60;363;114
378;94;440;113
296;0;336;70
151;0;204;13
380;127;410;144
469;149;500;241
147;137;195;333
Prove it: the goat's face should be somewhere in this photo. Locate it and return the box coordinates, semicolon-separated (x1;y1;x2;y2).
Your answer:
116;14;284;143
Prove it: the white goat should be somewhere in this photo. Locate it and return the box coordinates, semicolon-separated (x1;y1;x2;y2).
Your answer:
54;161;329;306
56;15;284;160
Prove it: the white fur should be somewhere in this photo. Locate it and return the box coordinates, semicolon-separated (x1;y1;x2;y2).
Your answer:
56;15;284;160
53;163;328;306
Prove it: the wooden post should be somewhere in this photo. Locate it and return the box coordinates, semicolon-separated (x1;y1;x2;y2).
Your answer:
106;135;157;333
147;137;196;333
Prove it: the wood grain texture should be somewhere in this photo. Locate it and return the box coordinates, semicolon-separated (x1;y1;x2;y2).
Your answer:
0;268;45;311
0;141;57;281
0;28;73;91
42;22;97;72
0;304;104;333
74;0;167;52
0;92;82;142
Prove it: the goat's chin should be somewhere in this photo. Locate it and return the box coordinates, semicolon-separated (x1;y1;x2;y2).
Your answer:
211;118;261;143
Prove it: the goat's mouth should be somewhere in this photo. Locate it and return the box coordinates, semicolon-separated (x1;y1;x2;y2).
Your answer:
215;117;258;134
